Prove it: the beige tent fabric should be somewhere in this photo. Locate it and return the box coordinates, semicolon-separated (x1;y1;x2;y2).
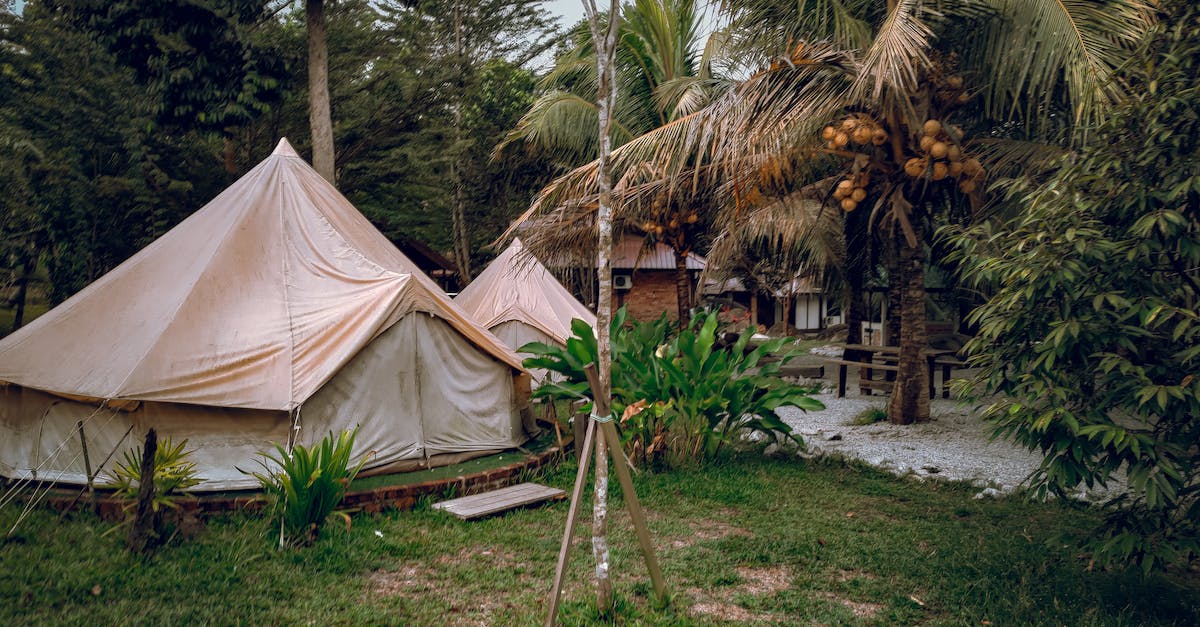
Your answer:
0;139;521;411
0;317;524;491
455;238;596;347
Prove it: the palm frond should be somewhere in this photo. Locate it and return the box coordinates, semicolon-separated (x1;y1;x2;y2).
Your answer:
721;0;880;62
967;136;1072;180
967;0;1154;130
851;0;937;109
494;90;637;162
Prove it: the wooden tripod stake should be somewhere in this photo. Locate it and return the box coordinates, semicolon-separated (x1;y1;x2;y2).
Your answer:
545;364;666;626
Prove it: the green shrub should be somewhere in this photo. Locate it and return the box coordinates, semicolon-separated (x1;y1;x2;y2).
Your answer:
251;429;370;547
948;0;1200;573
522;308;824;468
109;437;201;512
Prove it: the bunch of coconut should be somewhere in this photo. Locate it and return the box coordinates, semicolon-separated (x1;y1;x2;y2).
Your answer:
902;119;985;193
821;115;888;151
832;171;870;212
640;211;699;236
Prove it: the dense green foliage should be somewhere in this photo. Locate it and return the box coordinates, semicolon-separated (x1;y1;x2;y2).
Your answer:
0;1;559;319
0;5;232;304
48;0;287;135
251;429;370;547
3;456;1197;624
950;0;1200;573
523;309;823;467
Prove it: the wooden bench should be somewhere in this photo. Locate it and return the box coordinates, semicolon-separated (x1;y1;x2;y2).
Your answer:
933;357;968;398
777;363;825;379
823;358;899;398
432;482;566;521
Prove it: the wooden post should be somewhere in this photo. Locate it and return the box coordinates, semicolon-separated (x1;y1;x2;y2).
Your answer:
583;365;665;598
545;416;597;626
127;428;159;554
76;420;94;508
597;418;666;598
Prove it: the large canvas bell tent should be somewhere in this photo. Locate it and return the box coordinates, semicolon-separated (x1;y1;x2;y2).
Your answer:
0;139;529;491
455;238;595;381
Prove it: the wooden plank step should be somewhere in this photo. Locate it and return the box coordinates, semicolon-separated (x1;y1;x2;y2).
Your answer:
778;364;825;378
432;482;566;521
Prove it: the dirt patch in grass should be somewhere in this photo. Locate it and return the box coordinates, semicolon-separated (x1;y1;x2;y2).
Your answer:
687;565;793;622
835;568;878;582
736;566;792;595
689;598;774;623
670;514;754;548
367;565;436;598
818;591;883;619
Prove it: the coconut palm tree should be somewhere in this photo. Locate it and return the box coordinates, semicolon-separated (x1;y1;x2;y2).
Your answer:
498;0;725;323
515;0;1154;424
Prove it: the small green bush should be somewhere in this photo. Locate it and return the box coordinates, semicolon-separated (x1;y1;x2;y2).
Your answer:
109;437;201;512
251;429;370;547
849;406;888;426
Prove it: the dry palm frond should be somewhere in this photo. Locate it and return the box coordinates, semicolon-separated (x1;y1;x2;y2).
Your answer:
502;40;854;230
704;175;845;290
851;0;937;109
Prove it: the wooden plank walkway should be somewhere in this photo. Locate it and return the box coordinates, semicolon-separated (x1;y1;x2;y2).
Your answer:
432;482;566;521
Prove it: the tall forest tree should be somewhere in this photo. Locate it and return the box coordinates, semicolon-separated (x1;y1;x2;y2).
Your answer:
48;0;288;173
306;0;335;182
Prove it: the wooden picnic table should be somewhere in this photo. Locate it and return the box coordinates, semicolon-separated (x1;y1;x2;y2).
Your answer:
825;344;959;398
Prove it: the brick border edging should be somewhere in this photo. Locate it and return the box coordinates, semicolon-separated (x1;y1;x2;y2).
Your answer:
46;444;568;521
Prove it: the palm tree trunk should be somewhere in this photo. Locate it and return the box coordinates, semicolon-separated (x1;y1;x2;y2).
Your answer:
306;0;335;184
885;243;901;347
673;246;691;327
844;209;868;345
584;0;619;615
886;224;930;425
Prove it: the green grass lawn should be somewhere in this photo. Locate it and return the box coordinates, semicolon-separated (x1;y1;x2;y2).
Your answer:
2;456;1197;625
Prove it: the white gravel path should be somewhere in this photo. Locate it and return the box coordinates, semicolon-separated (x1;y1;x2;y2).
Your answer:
776;391;1119;502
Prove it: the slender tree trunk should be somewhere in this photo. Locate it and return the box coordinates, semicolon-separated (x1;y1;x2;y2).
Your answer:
306;0;335;184
673;246;690;327
10;251;34;333
583;0;619;616
887;223;929;425
449;0;473;282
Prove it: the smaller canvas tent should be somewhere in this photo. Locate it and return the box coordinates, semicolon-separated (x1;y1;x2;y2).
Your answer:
0;139;529;491
455;238;596;377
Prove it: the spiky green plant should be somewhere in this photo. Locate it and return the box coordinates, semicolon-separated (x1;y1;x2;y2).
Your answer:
251;429;370;547
109;437;201;512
